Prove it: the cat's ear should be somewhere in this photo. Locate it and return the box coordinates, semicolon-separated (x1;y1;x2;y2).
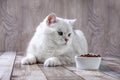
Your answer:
67;19;76;25
46;13;56;25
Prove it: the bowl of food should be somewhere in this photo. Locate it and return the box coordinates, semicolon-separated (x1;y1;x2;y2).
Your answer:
75;53;101;70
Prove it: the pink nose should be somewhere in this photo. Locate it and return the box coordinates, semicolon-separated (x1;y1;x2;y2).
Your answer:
65;38;68;42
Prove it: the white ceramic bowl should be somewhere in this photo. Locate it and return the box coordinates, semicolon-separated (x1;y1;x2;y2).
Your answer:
75;56;101;70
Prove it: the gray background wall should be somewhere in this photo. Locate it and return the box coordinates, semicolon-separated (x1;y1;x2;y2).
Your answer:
0;0;120;57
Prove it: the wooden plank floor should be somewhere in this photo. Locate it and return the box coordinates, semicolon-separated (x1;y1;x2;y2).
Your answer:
0;52;16;80
0;52;120;80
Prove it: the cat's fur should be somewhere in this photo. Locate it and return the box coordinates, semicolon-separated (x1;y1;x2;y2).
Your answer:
21;13;88;67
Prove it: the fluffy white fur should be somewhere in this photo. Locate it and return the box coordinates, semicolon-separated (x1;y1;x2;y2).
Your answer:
21;13;88;67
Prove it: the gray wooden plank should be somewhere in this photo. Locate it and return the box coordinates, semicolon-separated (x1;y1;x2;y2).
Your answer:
100;64;120;79
11;55;26;80
11;55;47;80
26;65;47;80
100;57;120;79
39;64;84;80
0;52;16;80
102;57;120;64
64;64;119;80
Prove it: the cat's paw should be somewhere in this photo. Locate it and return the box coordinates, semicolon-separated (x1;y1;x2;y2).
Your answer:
21;56;36;65
44;57;61;67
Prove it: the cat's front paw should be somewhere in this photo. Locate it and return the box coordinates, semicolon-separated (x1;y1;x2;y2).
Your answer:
44;57;61;67
21;56;36;65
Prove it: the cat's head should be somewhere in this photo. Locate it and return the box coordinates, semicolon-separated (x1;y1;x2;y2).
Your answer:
42;13;76;45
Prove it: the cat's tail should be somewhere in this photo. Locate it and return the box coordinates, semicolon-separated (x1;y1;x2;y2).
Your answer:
74;30;88;54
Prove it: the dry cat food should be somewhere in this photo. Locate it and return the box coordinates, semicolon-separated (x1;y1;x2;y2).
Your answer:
80;53;101;57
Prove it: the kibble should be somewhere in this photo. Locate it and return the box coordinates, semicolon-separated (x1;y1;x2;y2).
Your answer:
80;53;101;57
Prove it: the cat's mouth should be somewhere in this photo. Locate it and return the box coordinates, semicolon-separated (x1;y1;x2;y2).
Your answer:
59;41;68;45
64;42;67;45
64;41;69;45
56;38;70;45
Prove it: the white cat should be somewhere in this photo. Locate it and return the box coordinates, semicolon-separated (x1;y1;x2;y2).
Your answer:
21;13;88;67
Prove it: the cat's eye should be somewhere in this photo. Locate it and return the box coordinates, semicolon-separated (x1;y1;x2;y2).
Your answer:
58;31;63;36
68;33;71;37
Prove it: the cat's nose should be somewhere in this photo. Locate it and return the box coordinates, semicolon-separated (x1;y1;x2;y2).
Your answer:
65;38;68;42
